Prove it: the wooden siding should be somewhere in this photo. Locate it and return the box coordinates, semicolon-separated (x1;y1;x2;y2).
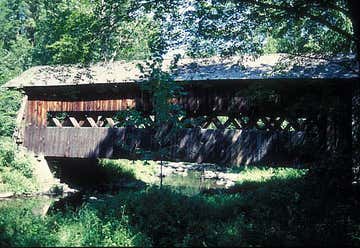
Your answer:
25;99;136;127
24;86;322;127
24;127;315;165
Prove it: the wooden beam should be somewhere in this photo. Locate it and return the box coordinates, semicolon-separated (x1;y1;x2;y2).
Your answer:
212;117;224;129
52;118;62;127
231;118;241;129
96;116;105;127
86;117;98;127
69;117;80;128
78;120;85;127
222;117;233;129
106;118;116;127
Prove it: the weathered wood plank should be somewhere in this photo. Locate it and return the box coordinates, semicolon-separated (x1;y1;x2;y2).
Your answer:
24;127;317;165
86;117;98;127
105;118;116;127
26;99;137;127
52;118;62;127
69;117;80;127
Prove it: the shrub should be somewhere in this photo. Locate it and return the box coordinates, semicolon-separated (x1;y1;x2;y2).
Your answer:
0;197;151;247
0;137;38;193
0;89;22;137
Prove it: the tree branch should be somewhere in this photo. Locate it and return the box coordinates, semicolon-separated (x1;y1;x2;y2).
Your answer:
240;0;356;42
316;1;351;17
306;13;355;42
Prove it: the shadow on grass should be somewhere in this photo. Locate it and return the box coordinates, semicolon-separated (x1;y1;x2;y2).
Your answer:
0;167;359;247
34;159;360;246
46;158;146;191
80;175;359;247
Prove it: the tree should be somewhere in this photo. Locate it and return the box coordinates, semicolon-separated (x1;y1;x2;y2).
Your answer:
172;0;356;56
33;0;161;64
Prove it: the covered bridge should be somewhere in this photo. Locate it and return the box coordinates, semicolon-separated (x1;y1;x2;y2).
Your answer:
4;54;358;166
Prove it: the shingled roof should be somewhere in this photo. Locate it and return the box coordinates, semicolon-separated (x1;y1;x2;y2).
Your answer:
4;53;359;88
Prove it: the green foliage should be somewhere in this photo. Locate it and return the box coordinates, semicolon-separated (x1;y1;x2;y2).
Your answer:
110;179;358;246
33;0;158;64
111;54;186;160
0;162;359;246
113;109;153;128
153;0;354;57
230;166;307;185
0;89;22;137
262;35;279;54
0;197;151;247
99;159;158;184
0;0;160;75
100;158;308;193
50;206;149;247
99;159;137;182
261;15;354;54
0;198;57;247
0;37;32;84
0;137;38;193
35;0;100;64
90;160;359;246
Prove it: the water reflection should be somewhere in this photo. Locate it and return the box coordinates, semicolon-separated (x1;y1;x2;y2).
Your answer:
0;196;55;217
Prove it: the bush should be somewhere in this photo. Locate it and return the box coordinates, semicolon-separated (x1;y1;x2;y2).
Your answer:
0;89;22;137
0;137;38;193
0;197;151;247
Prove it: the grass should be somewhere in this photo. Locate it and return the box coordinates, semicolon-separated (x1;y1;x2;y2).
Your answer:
229;166;307;184
113;178;359;246
99;159;307;195
99;159;306;184
0;159;359;247
99;159;159;184
0;197;151;247
1;176;358;247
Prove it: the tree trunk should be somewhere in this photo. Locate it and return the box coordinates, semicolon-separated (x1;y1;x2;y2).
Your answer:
347;0;360;182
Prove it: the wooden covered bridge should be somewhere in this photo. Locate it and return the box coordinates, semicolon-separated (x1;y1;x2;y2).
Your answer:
4;54;358;166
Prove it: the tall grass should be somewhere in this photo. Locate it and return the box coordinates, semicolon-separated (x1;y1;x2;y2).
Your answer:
0;197;151;247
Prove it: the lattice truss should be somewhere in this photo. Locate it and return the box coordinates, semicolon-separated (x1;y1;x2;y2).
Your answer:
47;111;154;128
47;111;314;132
179;115;311;131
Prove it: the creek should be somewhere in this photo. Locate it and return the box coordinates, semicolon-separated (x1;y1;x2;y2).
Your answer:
0;160;236;217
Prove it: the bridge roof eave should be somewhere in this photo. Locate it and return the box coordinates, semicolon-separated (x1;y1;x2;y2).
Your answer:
3;53;358;90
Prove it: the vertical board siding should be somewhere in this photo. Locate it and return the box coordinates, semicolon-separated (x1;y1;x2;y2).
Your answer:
25;99;137;127
24;88;308;127
24;127;312;165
